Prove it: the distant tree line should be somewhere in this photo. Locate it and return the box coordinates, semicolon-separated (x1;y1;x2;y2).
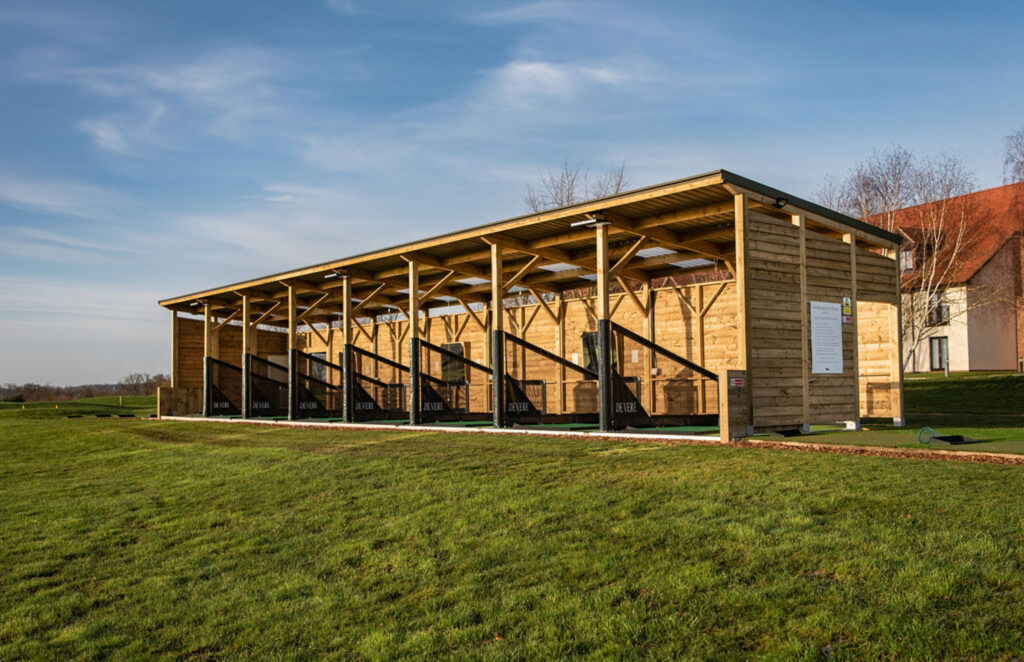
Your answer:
0;373;170;403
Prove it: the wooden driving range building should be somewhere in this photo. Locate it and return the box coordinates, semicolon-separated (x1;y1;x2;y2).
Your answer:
158;170;905;441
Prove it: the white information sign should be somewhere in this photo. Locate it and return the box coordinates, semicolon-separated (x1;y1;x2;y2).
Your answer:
810;301;843;374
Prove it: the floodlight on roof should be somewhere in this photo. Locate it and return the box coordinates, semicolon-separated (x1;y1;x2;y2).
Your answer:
570;212;612;228
774;197;789;209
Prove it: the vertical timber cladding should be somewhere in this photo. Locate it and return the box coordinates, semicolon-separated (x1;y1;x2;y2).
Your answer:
745;211;809;428
745;211;900;428
297;280;740;416
855;243;902;419
176;317;288;390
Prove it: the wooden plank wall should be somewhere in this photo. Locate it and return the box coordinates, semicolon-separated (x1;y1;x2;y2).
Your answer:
745;212;808;427
857;300;896;418
745;211;899;429
175;317;288;389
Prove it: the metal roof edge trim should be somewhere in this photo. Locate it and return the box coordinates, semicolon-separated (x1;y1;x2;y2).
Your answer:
719;170;903;246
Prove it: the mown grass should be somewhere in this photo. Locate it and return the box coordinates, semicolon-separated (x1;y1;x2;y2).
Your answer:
804;373;1024;451
0;396;156;419
904;371;1024;414
2;418;1024;659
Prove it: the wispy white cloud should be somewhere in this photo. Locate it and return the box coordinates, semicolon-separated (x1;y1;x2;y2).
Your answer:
470;1;593;25
476;59;633;109
325;0;360;15
0;172;133;221
77;119;134;155
19;46;293;154
0;276;158;323
0;2;123;46
173;183;385;267
0;226;146;264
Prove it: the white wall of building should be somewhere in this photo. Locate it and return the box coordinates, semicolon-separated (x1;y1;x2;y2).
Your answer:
966;243;1018;370
903;286;969;373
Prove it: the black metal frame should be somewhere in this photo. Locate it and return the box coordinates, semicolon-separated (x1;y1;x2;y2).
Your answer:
350;346;410;422
416;338;492;423
205;357;242;417
247;354;289;418
292;350;343;419
607;321;718;429
498;330;600;427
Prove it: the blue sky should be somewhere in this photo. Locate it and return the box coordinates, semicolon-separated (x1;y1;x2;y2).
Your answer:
2;0;1023;384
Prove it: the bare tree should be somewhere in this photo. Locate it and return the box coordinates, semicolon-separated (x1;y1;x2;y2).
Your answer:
1003;127;1024;183
523;158;631;212
818;146;987;370
816;145;916;231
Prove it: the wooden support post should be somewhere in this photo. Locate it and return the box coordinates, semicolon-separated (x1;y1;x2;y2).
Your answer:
341;275;353;423
202;303;212;417
371;321;379;382
171;311;179;390
793;214;810;432
241;294;252;419
643;283;655;414
287;284;298;421
491;243;505;427
408;260;420;425
556;293;566;415
733;194;752;434
845;234;861;430
719;369;750;442
696;285;706;414
595;222;613;432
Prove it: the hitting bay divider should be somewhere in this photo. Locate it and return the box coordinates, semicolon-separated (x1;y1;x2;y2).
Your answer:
203;323;718;431
415;339;493;423
499;330;599;426
350;346;409;422
608;321;718;429
247;354;289;418
292;350;344;419
205;357;242;417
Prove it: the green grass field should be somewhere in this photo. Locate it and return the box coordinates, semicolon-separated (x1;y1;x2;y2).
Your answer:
0;395;158;419
799;372;1024;452
1;375;1023;657
2;418;1023;659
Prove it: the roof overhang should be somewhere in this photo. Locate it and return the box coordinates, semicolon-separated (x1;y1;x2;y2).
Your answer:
160;169;901;322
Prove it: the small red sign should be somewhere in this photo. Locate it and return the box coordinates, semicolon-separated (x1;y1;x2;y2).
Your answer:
730;377;745;388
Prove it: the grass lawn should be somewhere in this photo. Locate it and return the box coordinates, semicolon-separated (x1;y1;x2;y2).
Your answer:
2;418;1024;659
0;395;157;419
800;372;1024;452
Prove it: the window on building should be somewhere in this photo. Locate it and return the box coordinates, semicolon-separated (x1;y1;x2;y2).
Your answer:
900;250;915;272
927;293;950;326
929;336;949;371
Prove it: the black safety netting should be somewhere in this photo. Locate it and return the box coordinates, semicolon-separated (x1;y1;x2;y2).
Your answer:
609;322;718;427
207;357;242;416
350;346;409;421
501;331;599;425
248;354;289;418
416;340;492;422
294;351;342;418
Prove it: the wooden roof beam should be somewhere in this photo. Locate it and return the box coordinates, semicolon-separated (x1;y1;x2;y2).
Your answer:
277;278;324;294
631;200;736;230
482;233;650;283
595;210;729;261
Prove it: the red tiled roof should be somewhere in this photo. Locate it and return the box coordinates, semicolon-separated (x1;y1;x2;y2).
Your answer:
867;181;1024;284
